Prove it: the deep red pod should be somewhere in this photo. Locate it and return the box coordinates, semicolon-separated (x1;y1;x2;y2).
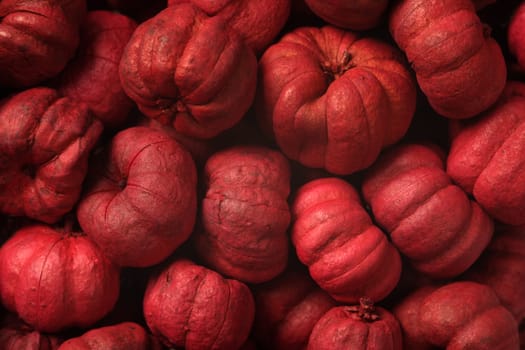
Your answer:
418;281;520;349
447;81;525;225
119;3;257;139
362;143;494;279
509;2;525;71
0;0;86;88
389;0;506;118
304;0;389;30
143;258;255;350
0;87;103;224
77;126;197;267
251;265;337;350
195;145;291;283
57;322;162;350
291;177;401;303
55;10;137;129
167;0;291;54
464;224;525;324
0;223;120;333
307;298;403;350
256;25;416;175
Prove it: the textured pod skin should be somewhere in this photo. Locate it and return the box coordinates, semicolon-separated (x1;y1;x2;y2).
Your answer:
56;10;137;129
119;4;257;139
195;145;291;283
256;25;416;175
167;0;291;54
143;258;255;350
389;0;506;118
0;224;120;333
392;285;437;350
0;313;62;350
0;0;86;88
304;0;388;30
77;126;197;267
252;266;337;350
418;281;520;349
464;224;525;324
291;177;402;303
362;143;494;278
0;87;103;224
447;81;525;225
57;322;162;350
509;2;525;70
306;300;403;350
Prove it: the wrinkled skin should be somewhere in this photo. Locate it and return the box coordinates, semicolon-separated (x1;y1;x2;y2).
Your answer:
389;0;506;118
362;143;494;278
291;177;402;303
56;10;137;128
256;25;416;175
0;224;120;333
57;322;162;350
77;126;197;268
0;87;103;224
119;3;257;139
195;145;291;284
143;258;255;350
167;0;291;54
0;0;86;87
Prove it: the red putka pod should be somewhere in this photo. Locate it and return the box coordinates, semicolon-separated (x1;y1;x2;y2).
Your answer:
57;322;162;350
447;81;525;225
77;126;197;268
418;281;520;349
361;143;494;279
291;177;402;303
167;0;291;54
0;224;120;333
143;258;255;350
195;145;291;284
0;313;63;350
119;3;257;139
56;10;137;129
0;0;86;88
389;0;506;119
0;87;103;224
509;2;525;71
304;0;389;30
256;25;416;175
306;298;403;350
251;265;337;350
464;224;525;324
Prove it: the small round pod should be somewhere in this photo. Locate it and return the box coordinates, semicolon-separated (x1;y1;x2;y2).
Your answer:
55;10;137;129
194;145;291;284
167;0;291;54
464;224;525;324
389;0;506;118
119;3;257;139
447;81;525;225
0;87;103;224
255;25;416;175
57;322;162;350
304;0;389;30
418;281;520;349
0;223;120;333
143;258;255;350
251;265;337;350
0;0;86;88
76;126;197;268
362;143;494;279
291;177;402;303
306;298;403;350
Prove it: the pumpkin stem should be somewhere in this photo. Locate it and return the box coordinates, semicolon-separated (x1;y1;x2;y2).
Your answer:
346;297;380;322
321;50;354;83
